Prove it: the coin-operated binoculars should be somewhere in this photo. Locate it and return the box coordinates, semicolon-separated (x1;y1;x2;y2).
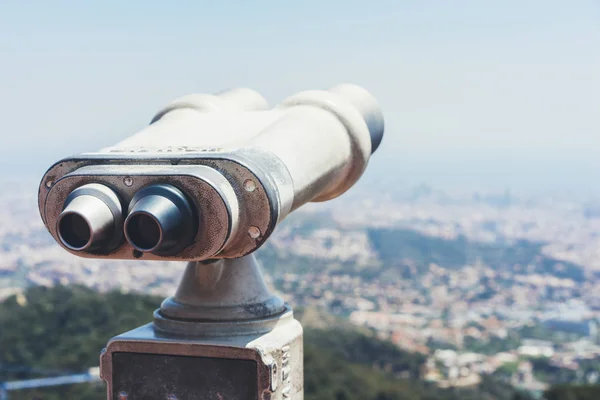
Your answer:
38;84;384;399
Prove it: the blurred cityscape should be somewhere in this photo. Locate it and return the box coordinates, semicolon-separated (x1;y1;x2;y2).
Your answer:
2;181;600;396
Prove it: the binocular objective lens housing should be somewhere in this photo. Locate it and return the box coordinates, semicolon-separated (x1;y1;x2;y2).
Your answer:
124;184;196;255
56;184;123;252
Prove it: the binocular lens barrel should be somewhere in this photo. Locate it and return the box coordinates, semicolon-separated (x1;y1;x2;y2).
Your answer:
124;185;196;254
56;184;123;251
56;183;196;255
125;212;162;251
58;212;91;249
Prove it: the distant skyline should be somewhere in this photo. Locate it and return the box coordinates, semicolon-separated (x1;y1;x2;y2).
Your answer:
0;1;598;194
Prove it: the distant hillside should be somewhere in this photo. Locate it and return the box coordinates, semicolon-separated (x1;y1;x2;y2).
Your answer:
0;285;536;400
258;215;586;283
367;228;586;282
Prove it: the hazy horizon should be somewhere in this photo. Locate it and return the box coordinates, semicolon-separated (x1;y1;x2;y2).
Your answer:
1;1;598;195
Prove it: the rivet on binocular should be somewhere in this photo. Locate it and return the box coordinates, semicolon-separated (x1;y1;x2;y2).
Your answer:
39;84;385;262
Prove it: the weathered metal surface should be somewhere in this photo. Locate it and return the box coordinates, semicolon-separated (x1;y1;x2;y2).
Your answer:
100;313;304;400
38;84;384;262
44;165;244;260
158;255;285;322
40;155;277;261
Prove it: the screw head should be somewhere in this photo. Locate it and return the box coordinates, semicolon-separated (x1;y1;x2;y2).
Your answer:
243;179;257;192
123;177;134;187
248;226;261;239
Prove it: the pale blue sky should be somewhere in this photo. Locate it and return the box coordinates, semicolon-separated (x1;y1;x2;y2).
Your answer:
0;1;598;194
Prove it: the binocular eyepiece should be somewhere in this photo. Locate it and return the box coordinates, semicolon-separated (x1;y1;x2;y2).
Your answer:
56;184;123;252
124;184;196;254
40;83;385;262
56;183;198;256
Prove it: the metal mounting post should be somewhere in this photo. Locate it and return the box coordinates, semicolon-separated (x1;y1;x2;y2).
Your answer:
100;255;304;400
157;255;287;328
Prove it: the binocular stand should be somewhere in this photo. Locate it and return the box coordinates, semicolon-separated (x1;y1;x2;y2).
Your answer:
100;255;303;400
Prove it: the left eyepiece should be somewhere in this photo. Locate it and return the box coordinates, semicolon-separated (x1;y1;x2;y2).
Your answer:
56;184;123;252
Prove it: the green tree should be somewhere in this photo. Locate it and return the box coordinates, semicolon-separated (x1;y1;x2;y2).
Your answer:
0;285;534;400
545;384;600;400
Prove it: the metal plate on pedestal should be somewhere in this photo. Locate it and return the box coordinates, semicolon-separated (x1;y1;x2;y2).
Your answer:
112;352;257;400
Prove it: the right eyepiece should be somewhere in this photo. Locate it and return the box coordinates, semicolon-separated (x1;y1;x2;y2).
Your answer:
124;185;196;255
